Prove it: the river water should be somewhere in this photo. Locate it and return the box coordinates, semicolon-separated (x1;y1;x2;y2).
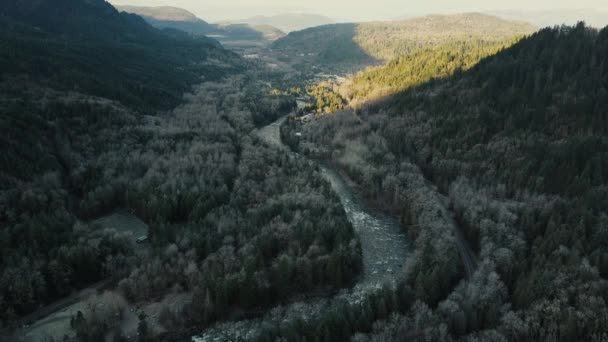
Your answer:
193;117;410;341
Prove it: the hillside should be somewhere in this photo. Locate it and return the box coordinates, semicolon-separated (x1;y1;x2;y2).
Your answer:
0;0;239;111
220;13;334;33
117;5;285;41
280;23;608;341
0;0;240;323
2;0;157;43
246;24;285;41
116;5;216;35
116;5;201;21
214;23;286;41
273;13;536;69
338;37;521;106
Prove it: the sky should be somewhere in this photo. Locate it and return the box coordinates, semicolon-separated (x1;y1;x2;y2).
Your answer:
107;0;608;22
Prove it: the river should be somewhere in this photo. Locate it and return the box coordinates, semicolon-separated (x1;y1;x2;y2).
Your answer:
193;116;410;341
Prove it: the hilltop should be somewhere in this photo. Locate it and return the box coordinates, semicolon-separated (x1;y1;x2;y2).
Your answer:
220;13;334;33
115;5;216;35
116;5;201;22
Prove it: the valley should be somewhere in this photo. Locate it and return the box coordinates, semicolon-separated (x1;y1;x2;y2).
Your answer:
1;1;608;342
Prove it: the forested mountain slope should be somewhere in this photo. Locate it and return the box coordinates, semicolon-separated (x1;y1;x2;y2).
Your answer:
272;13;535;69
0;0;361;337
339;37;522;106
0;0;239;111
280;23;608;341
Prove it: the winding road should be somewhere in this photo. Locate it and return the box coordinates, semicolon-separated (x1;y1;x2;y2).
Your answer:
439;195;478;279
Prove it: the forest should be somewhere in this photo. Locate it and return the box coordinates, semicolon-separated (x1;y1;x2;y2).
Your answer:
280;23;608;341
1;77;363;339
341;39;521;106
0;0;363;339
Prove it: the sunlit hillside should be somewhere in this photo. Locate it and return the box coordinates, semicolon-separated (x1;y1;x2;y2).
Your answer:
273;13;536;68
340;37;522;106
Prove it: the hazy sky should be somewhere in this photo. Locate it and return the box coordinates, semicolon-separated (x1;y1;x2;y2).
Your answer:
108;0;608;22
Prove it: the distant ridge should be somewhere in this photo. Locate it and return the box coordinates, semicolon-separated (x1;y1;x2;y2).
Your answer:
116;5;201;22
116;5;216;35
219;13;334;33
272;13;536;67
487;9;608;28
118;5;286;41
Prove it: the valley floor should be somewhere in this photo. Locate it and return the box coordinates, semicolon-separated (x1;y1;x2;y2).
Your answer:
195;116;411;341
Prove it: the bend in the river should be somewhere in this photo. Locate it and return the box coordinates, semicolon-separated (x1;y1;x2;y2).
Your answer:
193;116;411;341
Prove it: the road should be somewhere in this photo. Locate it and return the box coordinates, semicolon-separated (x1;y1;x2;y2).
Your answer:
439;195;478;279
3;279;111;342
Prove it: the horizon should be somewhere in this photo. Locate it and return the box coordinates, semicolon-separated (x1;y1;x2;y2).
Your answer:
107;0;608;23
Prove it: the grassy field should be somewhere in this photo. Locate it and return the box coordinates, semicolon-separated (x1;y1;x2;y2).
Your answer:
92;211;149;239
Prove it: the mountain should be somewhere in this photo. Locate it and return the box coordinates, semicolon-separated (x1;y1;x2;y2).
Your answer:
1;0;158;43
116;5;201;22
117;5;285;41
280;23;608;342
246;24;285;41
272;13;536;69
0;0;241;193
0;0;239;111
325;37;523;107
220;13;334;33
115;5;216;35
488;9;608;28
215;23;286;41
